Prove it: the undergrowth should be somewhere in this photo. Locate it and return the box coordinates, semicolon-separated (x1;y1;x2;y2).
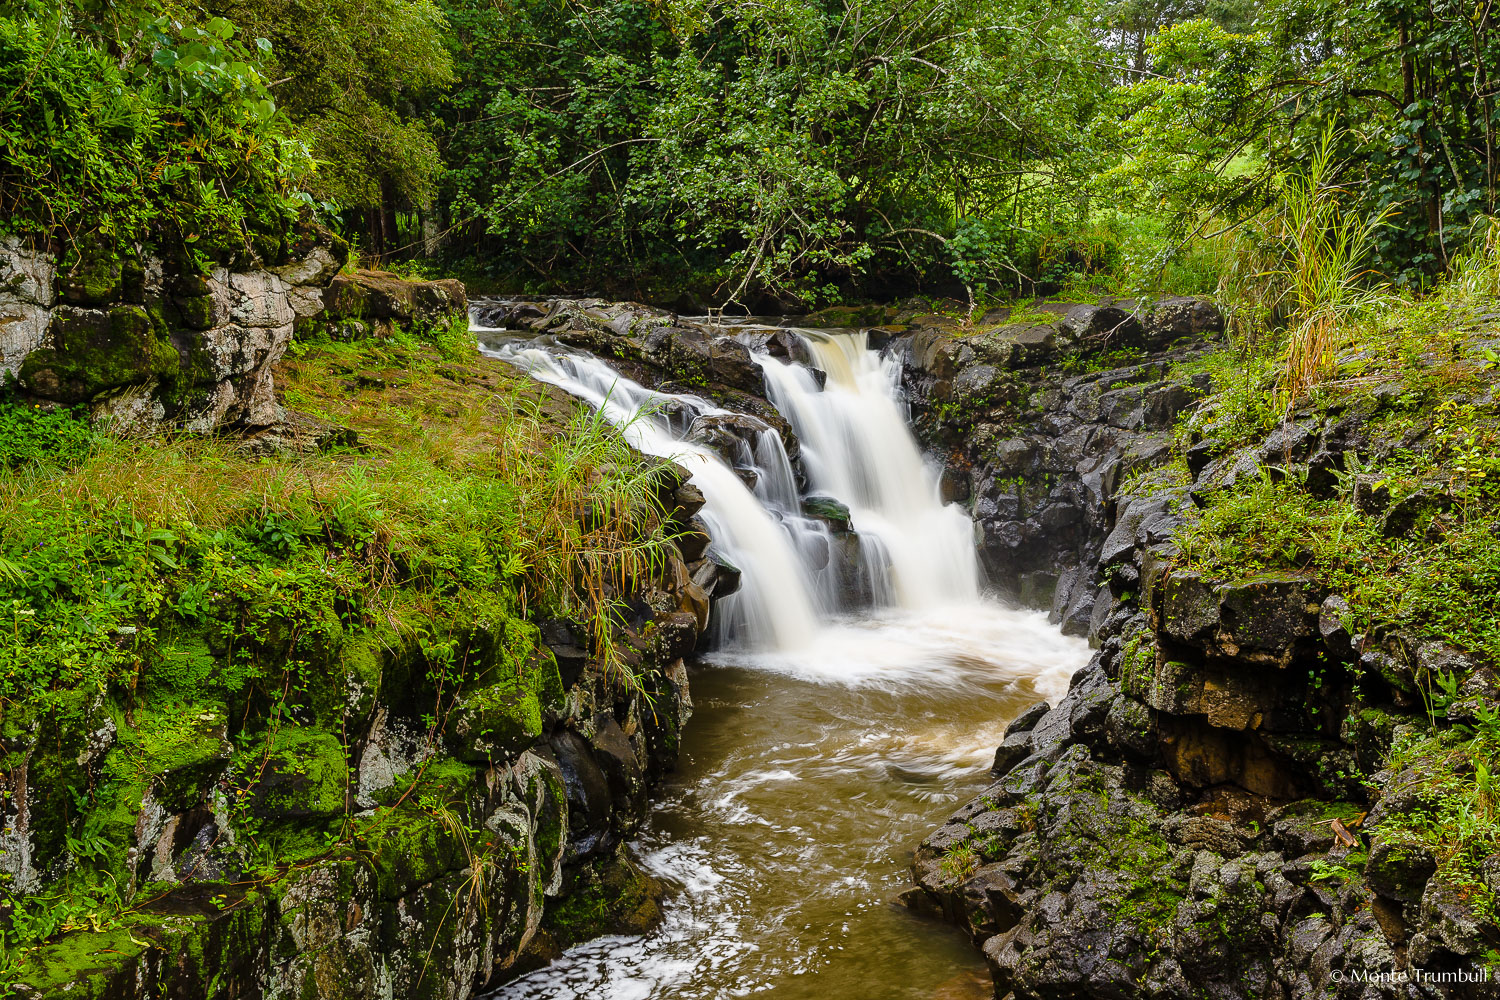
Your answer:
0;327;678;974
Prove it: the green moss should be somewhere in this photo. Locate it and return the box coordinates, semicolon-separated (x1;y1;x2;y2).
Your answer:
112;703;230;812
3;326;678;969
239;728;348;823
358;796;472;901
19;305;179;403
543;849;662;947
14;888;269;996
527;760;568;890
147;629;222;694
176;294;216;330
58;255;123;308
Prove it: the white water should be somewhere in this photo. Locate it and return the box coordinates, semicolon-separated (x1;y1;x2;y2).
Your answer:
754;331;979;609
475;317;1083;687
486;345;824;650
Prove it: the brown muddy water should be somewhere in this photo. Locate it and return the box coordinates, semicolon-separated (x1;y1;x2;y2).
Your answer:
490;606;1086;1000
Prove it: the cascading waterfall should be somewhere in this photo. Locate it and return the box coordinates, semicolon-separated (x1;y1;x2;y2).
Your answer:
753;331;980;610
483;344;828;650
480;320;998;663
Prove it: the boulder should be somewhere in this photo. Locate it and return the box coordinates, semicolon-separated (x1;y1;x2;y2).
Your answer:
319;269;467;339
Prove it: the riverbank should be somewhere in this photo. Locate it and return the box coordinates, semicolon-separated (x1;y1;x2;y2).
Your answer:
901;268;1500;995
1;268;711;996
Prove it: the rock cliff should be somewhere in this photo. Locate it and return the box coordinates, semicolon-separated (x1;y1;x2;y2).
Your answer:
1;230;347;434
902;300;1500;998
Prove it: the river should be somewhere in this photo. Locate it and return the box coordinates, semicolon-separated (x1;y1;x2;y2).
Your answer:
477;315;1087;1000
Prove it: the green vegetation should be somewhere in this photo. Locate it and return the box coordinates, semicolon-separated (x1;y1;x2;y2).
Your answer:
1138;158;1500;910
937;843;980;883
1376;706;1500;919
8;0;1497;304
1176;236;1500;661
0;4;311;268
0;327;678;976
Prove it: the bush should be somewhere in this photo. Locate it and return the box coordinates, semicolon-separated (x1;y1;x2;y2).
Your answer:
0;5;311;269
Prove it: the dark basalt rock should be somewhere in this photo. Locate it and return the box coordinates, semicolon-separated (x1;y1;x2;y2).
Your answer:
550;729;618;861
899;291;1500;999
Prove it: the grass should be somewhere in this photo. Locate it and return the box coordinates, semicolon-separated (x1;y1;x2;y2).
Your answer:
0;323;681;969
1171;230;1500;663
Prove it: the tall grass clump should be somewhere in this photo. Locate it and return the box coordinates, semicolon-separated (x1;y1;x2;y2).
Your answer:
1212;127;1393;404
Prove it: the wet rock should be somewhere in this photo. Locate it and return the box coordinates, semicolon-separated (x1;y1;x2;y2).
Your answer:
1449;666;1500;722
991;731;1035;777
1104;695;1155;758
549;731;616;861
1005;702;1051;738
1161;570;1220;643
1416;879;1494;957
1215;575;1321;666
1365;835;1437;904
1380;488;1452;538
803;495;853;532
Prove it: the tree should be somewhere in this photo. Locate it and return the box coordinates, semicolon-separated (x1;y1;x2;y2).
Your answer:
1101;0;1500;285
436;0;1112;304
209;0;455;258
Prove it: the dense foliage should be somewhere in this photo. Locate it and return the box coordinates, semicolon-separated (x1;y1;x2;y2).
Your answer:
438;0;1111;304
0;2;310;267
3;0;1498;296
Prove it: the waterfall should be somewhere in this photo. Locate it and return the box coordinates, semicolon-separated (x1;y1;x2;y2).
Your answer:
753;331;980;609
479;319;991;666
484;346;826;651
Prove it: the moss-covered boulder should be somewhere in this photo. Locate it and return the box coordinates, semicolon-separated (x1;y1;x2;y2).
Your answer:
446;652;563;763
120;704;232;813
240;729;348;822
315;269;467;342
19;305;178;402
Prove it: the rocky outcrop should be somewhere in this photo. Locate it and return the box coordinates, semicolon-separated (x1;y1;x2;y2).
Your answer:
6;457;712;999
897;297;1223;632
312;268;468;342
474;298;790;414
1;231;347;434
904;339;1500;997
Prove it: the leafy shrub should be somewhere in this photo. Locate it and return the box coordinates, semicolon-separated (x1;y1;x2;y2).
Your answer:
0;6;311;268
0;402;94;470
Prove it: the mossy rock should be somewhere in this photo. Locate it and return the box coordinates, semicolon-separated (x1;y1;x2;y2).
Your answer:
803;494;853;532
362;797;475;901
152;724;230;813
13;699;97;871
1340;701;1409;774
20;304;178;403
521;753;569;896
445;651;562;762
57;254;123;307
111;703;232;813
541;846;663;948
240;729;348;822
322;630;391;725
1365;834;1437;904
15;888;269;997
145;629;222;695
174;293;217;330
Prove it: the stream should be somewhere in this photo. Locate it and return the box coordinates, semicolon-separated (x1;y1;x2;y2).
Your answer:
475;315;1088;999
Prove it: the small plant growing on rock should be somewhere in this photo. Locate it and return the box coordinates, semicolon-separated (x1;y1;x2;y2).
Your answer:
939;844;980;883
